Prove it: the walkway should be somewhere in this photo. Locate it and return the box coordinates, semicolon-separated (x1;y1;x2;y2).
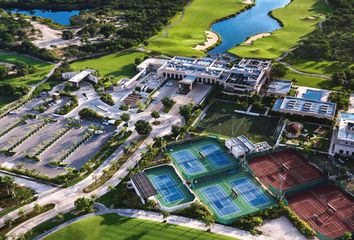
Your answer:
35;204;272;240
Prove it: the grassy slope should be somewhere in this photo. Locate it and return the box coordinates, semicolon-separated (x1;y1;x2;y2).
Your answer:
283;71;334;89
230;0;332;59
147;0;246;57
70;51;146;84
0;52;53;86
44;214;238;240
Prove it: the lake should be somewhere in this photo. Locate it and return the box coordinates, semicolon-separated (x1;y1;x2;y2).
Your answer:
11;9;80;26
208;0;290;55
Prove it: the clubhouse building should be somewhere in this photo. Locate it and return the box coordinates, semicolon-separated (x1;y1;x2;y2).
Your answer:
157;56;271;96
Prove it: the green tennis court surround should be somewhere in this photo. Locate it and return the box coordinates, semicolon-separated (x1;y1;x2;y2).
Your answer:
145;165;195;210
167;138;239;181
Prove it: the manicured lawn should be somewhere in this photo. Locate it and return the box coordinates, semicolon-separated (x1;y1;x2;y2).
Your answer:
284;58;353;76
44;214;238;240
230;0;332;58
0;52;53;86
70;51;146;85
197;100;280;143
147;0;246;57
282;71;335;89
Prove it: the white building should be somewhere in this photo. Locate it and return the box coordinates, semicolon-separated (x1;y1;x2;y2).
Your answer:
333;112;354;156
225;135;257;158
156;56;271;96
62;69;98;87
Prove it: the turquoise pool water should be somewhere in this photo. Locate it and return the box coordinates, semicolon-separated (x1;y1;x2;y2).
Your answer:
11;9;79;26
208;0;290;55
303;90;323;101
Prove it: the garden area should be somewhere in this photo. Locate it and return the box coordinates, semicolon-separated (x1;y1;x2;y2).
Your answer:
280;121;332;152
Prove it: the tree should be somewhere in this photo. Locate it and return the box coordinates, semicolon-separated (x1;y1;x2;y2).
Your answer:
74;197;95;213
33;203;43;213
62;30;74;40
343;232;352;240
13;187;34;204
161;97;175;110
0;176;15;196
134;58;142;65
120;113;130;122
270;63;288;79
171;125;181;137
135;120;152;136
179;104;193;121
151;111;160;123
0;65;9;79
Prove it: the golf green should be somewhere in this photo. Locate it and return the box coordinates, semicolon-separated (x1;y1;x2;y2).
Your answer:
44;214;238;240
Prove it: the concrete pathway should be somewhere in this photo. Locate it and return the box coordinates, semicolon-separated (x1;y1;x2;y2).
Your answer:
35;204;272;240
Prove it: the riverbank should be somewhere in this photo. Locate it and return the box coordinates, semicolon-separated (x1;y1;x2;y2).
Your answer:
229;0;332;58
192;31;219;51
147;0;246;57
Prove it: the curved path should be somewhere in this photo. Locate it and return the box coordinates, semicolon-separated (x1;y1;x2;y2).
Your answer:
35;204;272;240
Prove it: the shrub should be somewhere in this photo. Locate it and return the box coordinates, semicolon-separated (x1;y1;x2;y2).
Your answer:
78;108;104;121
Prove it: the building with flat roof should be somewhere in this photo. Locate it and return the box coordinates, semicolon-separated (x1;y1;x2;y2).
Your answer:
156;56;271;96
62;69;98;87
332;112;354;156
266;79;292;96
272;96;336;120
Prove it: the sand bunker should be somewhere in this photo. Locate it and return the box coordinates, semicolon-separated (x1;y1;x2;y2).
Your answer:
243;0;253;4
243;33;271;45
192;31;219;51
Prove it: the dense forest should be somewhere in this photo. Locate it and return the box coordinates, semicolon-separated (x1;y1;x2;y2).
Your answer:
293;0;353;64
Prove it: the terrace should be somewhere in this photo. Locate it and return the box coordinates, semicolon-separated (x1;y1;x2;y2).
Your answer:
267;79;292;96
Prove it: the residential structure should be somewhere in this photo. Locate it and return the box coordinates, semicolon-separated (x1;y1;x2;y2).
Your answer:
332;112;354;156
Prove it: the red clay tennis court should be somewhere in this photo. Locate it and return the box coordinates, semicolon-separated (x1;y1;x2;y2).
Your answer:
248;149;325;191
288;184;354;238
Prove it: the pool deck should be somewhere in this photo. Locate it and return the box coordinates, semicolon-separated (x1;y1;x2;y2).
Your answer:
296;86;331;102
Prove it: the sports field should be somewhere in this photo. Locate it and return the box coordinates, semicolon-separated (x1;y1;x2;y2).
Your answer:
248;149;326;193
44;214;238;240
288;184;354;239
167;138;238;181
230;0;332;58
147;0;246;57
193;171;276;224
145;165;195;208
197;101;280;143
70;51;146;86
0;52;53;86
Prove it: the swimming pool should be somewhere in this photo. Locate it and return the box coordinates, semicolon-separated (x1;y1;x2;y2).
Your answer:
303;90;322;101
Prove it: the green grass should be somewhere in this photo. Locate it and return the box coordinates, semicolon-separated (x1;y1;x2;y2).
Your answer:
230;0;333;58
282;71;335;89
70;51;146;85
284;58;354;76
44;214;238;240
197;101;280;144
147;0;246;57
0;52;53;86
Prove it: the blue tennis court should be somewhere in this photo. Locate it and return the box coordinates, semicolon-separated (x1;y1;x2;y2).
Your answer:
200;144;232;167
172;150;205;175
152;174;185;203
303;90;322;101
230;177;270;207
202;185;240;216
